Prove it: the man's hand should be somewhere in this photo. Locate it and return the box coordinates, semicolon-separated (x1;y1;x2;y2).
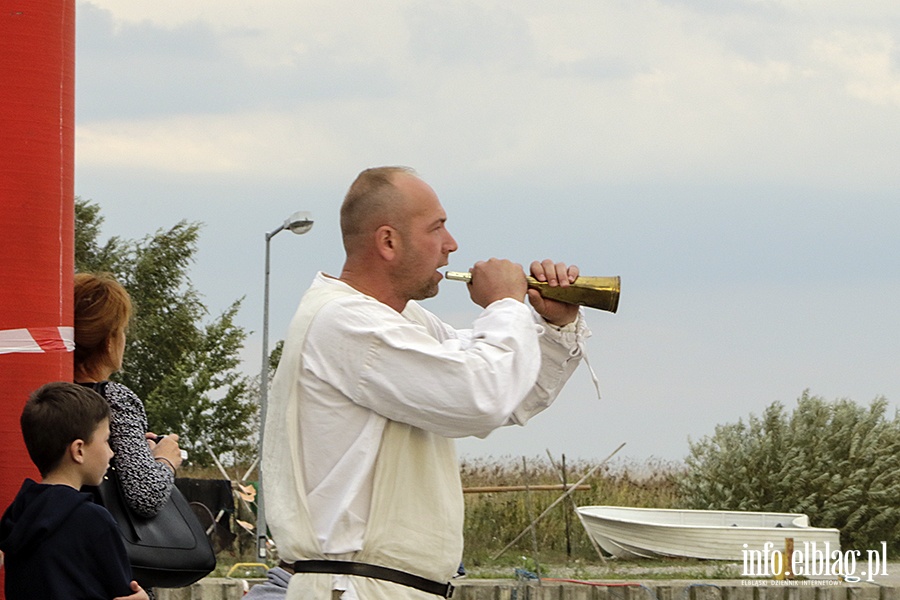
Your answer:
467;259;528;308
527;259;580;326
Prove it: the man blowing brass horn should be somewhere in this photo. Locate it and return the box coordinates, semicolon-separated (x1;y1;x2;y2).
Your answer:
262;166;598;600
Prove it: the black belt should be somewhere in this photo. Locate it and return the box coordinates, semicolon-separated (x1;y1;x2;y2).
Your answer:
280;559;454;598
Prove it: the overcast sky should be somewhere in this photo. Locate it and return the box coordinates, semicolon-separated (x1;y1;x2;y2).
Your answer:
73;0;900;466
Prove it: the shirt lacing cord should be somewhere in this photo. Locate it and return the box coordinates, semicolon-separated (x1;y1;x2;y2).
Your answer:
544;311;602;400
582;352;602;400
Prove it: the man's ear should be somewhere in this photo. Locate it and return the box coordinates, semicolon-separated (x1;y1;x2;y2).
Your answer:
375;225;400;261
68;439;86;465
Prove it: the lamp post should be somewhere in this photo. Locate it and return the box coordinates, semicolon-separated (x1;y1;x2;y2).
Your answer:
257;211;313;560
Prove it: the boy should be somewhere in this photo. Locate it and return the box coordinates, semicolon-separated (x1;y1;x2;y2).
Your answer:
0;382;148;600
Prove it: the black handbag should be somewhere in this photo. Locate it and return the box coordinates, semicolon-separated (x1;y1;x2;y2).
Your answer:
79;380;216;588
94;466;217;588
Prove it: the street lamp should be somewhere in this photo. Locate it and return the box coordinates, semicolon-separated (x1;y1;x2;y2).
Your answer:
257;210;313;559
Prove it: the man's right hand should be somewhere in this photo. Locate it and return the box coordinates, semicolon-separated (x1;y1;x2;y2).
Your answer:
467;259;528;308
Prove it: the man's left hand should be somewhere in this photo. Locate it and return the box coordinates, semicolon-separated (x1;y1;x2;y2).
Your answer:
527;259;580;326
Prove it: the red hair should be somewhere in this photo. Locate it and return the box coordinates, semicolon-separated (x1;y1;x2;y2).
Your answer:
73;272;132;376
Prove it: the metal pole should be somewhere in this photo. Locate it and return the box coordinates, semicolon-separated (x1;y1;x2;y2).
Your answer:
257;223;283;560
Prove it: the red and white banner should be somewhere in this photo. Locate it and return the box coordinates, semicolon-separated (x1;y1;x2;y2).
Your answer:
0;327;75;354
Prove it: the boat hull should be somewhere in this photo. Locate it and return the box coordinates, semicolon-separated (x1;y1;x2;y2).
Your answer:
576;506;841;561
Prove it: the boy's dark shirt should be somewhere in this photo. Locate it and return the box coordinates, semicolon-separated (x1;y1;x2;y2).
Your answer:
0;478;133;600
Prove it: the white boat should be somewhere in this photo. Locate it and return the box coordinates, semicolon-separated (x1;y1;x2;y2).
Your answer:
576;506;841;560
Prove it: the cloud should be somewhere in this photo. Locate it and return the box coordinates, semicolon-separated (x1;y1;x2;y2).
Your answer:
76;0;900;193
77;3;402;120
404;2;535;67
76;112;351;179
812;31;900;107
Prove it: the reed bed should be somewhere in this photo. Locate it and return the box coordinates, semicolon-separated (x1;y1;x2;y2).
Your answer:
460;455;684;569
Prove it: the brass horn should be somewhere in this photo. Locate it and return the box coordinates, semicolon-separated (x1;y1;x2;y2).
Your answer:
445;271;620;313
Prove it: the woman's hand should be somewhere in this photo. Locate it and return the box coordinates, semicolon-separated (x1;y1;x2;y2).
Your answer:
147;432;183;471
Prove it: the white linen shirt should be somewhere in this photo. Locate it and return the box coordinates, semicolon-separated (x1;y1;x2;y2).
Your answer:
292;273;589;556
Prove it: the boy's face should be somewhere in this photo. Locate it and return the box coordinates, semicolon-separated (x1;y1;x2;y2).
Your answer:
83;418;113;486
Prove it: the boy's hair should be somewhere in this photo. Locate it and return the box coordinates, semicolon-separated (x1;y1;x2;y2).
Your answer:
21;382;110;477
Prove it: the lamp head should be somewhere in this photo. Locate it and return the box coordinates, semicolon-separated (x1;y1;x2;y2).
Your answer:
285;211;313;235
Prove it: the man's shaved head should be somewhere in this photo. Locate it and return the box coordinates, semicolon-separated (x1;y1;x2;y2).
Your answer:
340;166;417;254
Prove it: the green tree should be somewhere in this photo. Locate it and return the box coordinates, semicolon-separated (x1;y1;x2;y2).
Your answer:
680;390;900;552
75;197;258;467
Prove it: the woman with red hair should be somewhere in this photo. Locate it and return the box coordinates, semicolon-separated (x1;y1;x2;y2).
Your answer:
73;273;183;517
